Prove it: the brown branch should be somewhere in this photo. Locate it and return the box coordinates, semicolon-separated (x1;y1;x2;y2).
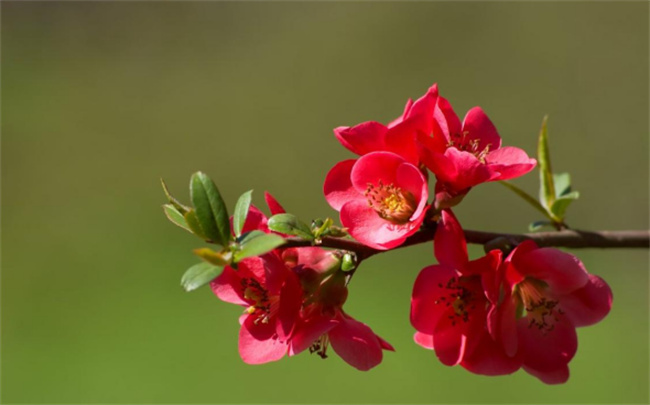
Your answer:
283;228;650;260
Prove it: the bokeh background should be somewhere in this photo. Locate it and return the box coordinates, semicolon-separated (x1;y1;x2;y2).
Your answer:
2;2;648;403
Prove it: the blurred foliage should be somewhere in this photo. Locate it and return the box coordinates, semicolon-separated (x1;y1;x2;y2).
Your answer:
2;2;648;403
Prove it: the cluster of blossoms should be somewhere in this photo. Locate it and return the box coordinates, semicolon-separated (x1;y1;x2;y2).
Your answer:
201;84;612;383
322;84;612;383
211;193;393;371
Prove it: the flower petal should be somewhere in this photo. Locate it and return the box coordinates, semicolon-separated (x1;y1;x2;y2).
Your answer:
515;247;590;294
329;315;385;371
518;314;577;372
523;364;570;385
211;266;247;306
405;84;438;129
486;146;537;181
384;119;421;165
560;274;613;327
410;264;459;334
340;199;419;250
432;306;467;366
261;253;289;295
439;148;496;191
275;273;302;341
461;330;522;376
239;316;287;364
434;210;468;269
461;107;502;151
433;95;461;142
395;161;428;217
499;294;519;358
414;331;435;350
324;159;359;211
289;315;338;356
264;191;286;215
240;204;269;234
350;151;405;193
334;122;387;156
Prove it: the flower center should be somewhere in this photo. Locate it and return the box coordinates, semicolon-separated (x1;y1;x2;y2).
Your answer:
516;278;563;334
448;131;491;163
434;276;483;326
309;334;330;359
241;277;277;324
365;180;417;224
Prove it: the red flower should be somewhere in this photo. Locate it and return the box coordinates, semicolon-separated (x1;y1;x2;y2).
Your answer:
210;253;303;364
493;240;613;384
288;270;394;371
410;210;515;372
333;85;438;165
417;94;536;208
324;151;429;250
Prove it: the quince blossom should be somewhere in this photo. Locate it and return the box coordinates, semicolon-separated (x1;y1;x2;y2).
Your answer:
417;94;537;208
410;210;517;373
324;151;429;250
492;240;613;384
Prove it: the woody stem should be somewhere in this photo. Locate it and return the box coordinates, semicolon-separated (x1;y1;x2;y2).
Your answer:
282;227;650;260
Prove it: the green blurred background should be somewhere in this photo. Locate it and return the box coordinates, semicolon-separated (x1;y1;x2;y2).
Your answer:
2;2;648;403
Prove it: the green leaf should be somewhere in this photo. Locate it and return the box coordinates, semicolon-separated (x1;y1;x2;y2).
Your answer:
184;209;208;240
190;172;230;245
553;172;572;198
234;233;285;262
193;248;231;266
267;213;314;240
313;217;333;239
537;116;556;210
237;230;265;244
528;220;554;232
163;204;192;232
233;190;253;238
500;181;553;220
550;191;580;219
181;262;223;292
160;178;190;214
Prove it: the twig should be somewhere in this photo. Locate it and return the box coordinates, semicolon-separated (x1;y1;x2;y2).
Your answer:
283;228;650;260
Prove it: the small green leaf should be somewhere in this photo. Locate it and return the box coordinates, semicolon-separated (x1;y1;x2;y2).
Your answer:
184;209;208;240
190;172;230;246
553;172;572;198
181;262;223;292
233;190;253;238
193;248;231;266
268;214;314;240
550;191;580;219
160;178;190;214
313;217;333;239
237;230;265;244
500;181;553;220
528;220;554;232
163;204;192;232
234;233;285;262
537;116;556;210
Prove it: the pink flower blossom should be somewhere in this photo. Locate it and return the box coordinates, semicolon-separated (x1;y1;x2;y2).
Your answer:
324;151;429;250
493;240;613;384
410;210;517;373
288;271;394;371
210;253;303;364
417;94;536;208
333;85;438;165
